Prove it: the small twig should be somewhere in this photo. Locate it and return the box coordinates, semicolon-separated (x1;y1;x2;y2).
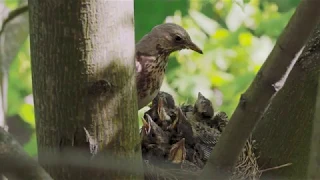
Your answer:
0;4;28;35
260;163;293;173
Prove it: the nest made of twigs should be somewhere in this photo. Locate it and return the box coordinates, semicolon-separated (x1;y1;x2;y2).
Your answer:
141;91;261;180
231;137;260;180
143;138;260;180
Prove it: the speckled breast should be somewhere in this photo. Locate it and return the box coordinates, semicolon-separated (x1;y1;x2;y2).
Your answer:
137;55;168;109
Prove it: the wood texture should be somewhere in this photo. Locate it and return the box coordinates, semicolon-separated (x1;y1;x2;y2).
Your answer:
253;24;320;180
29;0;142;179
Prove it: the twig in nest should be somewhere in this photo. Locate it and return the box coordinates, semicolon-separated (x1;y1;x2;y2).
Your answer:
260;163;293;173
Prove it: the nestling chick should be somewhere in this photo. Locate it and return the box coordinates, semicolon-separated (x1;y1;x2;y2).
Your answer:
141;114;170;165
144;91;177;130
142;114;169;145
209;111;229;132
152;91;176;110
193;92;214;119
169;107;195;147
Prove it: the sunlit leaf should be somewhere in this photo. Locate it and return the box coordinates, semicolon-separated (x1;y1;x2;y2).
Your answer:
19;103;35;128
212;28;229;40
4;0;19;9
210;71;234;86
238;32;252;46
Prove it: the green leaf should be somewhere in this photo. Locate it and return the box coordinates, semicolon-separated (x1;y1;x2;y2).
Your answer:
238;32;253;46
4;0;19;10
19;103;35;128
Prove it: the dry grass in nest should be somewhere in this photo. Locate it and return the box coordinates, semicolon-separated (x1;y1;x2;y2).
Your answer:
231;136;260;180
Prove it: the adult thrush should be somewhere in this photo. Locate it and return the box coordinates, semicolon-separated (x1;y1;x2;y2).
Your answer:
136;23;203;110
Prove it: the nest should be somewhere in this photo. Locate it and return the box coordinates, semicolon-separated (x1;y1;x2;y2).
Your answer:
140;91;261;180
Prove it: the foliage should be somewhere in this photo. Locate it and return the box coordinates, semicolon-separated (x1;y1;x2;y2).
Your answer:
4;0;297;156
161;0;295;115
134;0;189;41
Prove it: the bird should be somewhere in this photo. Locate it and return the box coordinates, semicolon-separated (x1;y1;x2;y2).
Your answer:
169;107;196;147
145;91;176;130
136;23;203;110
193;92;214;121
141;114;169;145
209;111;229;132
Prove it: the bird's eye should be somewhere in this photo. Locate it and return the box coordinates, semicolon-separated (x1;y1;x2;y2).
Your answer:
175;35;182;42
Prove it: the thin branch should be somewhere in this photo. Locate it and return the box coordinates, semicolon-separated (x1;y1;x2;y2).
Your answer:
199;0;320;179
0;127;53;180
0;4;28;35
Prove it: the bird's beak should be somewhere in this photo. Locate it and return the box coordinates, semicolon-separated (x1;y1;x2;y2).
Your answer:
187;42;203;54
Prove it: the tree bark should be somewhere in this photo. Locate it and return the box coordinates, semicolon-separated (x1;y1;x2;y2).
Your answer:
29;0;142;179
307;46;320;179
252;24;320;180
200;0;320;179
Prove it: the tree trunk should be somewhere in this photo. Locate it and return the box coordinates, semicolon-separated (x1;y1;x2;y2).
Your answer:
307;48;320;179
252;24;320;180
29;1;142;179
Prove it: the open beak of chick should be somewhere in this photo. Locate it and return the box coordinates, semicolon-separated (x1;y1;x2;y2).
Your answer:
141;116;151;135
157;96;171;122
169;138;187;164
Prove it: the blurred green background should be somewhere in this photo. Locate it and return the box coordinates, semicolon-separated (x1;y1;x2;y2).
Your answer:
4;0;299;156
